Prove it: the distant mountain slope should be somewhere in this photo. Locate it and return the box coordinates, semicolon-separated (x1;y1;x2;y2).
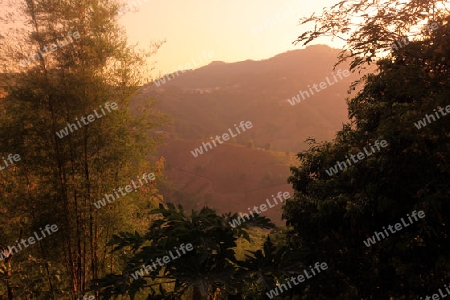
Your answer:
156;139;293;225
134;44;359;152
131;45;362;221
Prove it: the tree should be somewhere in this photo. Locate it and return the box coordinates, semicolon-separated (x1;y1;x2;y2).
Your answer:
283;13;450;299
0;0;166;298
294;0;450;71
247;139;255;149
93;203;276;299
236;235;303;300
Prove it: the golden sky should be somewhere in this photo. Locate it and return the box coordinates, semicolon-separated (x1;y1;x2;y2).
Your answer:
118;0;343;76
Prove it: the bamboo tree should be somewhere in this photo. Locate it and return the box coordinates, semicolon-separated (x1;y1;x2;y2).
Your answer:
0;0;167;298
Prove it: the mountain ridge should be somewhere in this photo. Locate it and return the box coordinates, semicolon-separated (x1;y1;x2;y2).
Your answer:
131;45;361;222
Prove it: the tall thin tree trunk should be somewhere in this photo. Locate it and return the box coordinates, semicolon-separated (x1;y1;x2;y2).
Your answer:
6;257;13;300
193;286;204;300
26;0;77;297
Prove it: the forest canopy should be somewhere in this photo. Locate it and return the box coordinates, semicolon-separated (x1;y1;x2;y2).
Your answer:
0;0;449;299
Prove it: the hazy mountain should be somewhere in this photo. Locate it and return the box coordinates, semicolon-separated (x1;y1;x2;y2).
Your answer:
131;44;361;223
137;44;359;151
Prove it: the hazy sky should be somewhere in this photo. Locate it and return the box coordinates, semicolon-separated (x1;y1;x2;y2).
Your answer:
118;0;342;77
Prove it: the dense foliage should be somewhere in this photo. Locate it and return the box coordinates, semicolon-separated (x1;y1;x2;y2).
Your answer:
0;0;449;299
284;13;450;300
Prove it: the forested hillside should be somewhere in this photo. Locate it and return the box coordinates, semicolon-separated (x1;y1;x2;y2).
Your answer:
0;0;448;299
